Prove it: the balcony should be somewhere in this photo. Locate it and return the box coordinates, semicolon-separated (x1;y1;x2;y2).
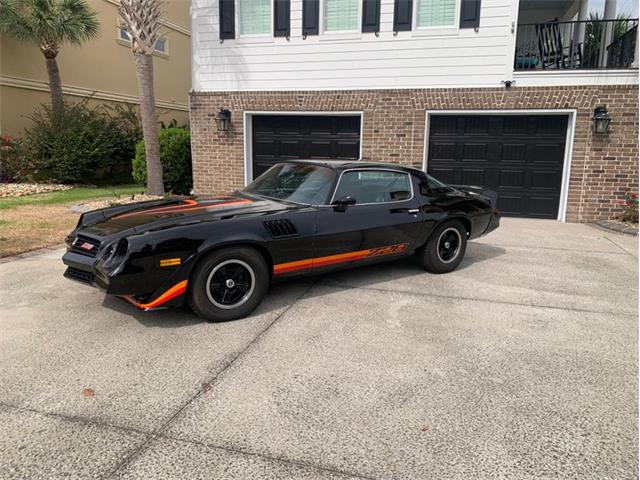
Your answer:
514;0;638;73
515;18;639;71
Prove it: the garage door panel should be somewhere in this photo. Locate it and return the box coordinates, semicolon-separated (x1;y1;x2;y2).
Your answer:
462;144;488;161
430;142;456;160
499;170;526;188
531;170;563;190
428;114;567;219
498;195;525;216
430;167;456;184
533;144;565;164
502;144;527;163
529;196;561;217
460;169;487;186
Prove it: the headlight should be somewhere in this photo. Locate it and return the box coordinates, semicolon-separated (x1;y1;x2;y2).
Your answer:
101;238;129;273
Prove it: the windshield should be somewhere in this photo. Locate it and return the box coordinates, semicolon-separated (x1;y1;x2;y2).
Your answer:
244;163;336;205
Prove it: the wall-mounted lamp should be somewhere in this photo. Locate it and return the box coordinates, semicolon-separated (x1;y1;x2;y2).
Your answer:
215;108;231;132
593;106;612;134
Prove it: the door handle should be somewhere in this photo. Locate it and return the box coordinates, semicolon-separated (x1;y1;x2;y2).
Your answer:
407;209;420;214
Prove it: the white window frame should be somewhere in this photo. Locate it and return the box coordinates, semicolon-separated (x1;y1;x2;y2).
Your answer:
320;0;363;36
235;0;273;38
116;22;169;57
412;0;461;36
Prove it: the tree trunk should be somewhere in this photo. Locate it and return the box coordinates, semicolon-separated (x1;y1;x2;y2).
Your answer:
134;52;164;195
44;55;64;117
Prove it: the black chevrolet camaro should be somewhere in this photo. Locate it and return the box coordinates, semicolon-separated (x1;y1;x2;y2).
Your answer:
63;160;500;321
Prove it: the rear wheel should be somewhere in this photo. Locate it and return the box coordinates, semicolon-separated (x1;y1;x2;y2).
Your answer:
420;220;467;274
188;247;269;322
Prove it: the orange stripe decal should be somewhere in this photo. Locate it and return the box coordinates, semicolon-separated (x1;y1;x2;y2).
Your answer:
114;198;252;220
119;280;188;310
273;243;408;275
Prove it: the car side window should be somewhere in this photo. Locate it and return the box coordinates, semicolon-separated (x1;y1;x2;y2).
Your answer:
332;170;412;205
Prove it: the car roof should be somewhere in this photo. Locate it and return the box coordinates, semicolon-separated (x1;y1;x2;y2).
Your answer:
284;159;426;176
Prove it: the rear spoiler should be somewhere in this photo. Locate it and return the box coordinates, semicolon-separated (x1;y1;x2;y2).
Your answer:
451;185;498;210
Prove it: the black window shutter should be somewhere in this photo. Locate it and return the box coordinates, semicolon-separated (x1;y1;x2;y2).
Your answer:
302;0;319;36
393;0;413;32
274;0;291;37
219;0;235;40
362;0;381;33
460;0;481;29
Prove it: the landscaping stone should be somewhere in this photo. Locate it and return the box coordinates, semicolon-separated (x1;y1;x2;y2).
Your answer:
72;194;163;213
594;219;639;236
0;183;71;198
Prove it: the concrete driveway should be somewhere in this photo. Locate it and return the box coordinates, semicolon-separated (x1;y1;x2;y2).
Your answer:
0;219;637;480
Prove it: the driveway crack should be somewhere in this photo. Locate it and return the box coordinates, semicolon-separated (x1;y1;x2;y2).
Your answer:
104;281;318;479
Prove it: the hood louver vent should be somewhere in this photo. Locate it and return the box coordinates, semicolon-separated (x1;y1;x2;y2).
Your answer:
264;219;298;238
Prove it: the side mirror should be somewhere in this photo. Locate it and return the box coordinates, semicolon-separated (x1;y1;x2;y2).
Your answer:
331;196;356;212
419;182;432;196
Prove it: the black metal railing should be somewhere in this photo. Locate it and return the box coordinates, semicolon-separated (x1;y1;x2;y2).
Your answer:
515;18;638;70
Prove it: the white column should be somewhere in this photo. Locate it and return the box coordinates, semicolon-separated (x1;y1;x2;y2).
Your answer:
573;0;590;67
601;0;617;67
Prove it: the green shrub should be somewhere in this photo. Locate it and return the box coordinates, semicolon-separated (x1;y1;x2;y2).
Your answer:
0;134;22;182
20;101;142;184
132;127;192;195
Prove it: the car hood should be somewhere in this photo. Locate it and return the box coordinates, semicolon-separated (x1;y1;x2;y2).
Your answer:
79;192;297;238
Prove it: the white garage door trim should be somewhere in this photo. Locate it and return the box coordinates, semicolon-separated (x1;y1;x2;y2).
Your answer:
243;111;364;186
423;109;577;223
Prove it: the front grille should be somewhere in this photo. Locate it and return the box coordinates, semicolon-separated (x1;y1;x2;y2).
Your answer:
65;267;94;284
70;234;101;257
264;219;298;238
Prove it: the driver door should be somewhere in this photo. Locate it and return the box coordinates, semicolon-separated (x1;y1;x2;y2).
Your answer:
312;168;423;273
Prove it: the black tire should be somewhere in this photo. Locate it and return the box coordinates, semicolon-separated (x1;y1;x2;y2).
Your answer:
188;246;269;322
420;220;467;274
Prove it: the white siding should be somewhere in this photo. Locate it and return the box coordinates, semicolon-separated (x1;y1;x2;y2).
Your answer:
191;0;515;91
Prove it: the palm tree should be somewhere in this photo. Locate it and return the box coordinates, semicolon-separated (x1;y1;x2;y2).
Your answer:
118;0;164;196
0;0;99;117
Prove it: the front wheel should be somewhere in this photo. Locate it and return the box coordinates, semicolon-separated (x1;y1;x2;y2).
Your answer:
419;220;467;274
188;247;269;322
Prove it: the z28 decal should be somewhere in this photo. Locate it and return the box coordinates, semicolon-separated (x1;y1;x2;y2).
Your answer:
273;243;409;275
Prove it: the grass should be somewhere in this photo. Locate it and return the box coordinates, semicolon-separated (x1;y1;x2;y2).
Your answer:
0;184;145;257
0;184;145;210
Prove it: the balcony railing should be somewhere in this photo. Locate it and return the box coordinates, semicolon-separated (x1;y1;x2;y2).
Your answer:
515;18;639;71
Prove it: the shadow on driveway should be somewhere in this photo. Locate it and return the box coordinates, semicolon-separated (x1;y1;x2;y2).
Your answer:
101;241;507;327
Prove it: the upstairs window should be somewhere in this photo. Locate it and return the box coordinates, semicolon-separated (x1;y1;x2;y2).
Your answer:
117;23;168;55
324;0;360;32
416;0;457;28
239;0;272;35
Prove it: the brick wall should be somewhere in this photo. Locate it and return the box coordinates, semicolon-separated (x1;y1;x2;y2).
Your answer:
190;85;638;222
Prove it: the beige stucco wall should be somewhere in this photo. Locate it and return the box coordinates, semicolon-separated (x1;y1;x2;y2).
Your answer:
0;0;191;136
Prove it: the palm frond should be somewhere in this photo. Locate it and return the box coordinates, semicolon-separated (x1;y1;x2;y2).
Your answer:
0;0;36;42
119;0;163;55
0;0;98;47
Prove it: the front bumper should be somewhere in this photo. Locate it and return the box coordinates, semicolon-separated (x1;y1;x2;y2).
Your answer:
62;250;189;311
62;251;107;289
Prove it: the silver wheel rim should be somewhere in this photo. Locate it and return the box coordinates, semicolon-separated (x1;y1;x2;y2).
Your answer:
206;259;255;310
436;227;462;264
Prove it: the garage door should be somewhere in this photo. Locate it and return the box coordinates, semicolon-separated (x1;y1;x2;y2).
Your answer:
427;115;568;218
251;115;361;179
